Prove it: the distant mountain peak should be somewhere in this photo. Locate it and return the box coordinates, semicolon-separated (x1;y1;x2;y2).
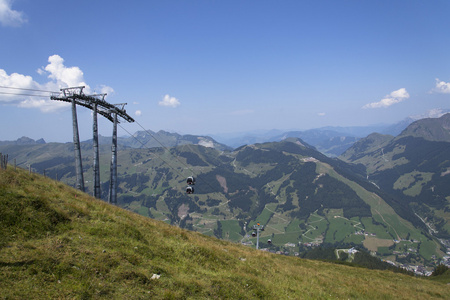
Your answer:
82;130;231;151
410;108;450;121
281;137;308;147
0;136;46;146
397;112;450;142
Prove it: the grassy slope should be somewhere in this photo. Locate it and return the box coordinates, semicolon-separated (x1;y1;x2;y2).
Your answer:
0;167;448;299
4;142;444;264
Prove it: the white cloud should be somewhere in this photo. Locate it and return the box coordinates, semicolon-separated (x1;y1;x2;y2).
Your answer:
41;55;90;92
159;94;180;108
362;88;409;109
432;78;450;94
0;0;27;27
0;69;60;111
0;54;114;113
135;110;142;116
0;69;36;103
318;112;326;116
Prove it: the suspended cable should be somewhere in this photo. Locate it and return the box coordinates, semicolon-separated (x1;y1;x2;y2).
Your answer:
0;85;57;93
118;123;186;180
133;119;197;176
133;120;216;187
120;121;229;200
1;83;226;198
0;85;59;93
0;91;50;97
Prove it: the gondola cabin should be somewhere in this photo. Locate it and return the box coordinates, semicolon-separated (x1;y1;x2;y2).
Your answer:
187;176;195;185
186;186;194;194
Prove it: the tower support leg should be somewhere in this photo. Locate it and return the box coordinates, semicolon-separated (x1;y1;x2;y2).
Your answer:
72;99;85;192
256;229;260;250
108;113;118;204
93;104;101;198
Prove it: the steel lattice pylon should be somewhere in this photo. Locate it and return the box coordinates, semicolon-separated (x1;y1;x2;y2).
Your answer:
51;86;134;204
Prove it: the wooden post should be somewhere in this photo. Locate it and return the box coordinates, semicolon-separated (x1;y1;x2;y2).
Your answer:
0;153;8;170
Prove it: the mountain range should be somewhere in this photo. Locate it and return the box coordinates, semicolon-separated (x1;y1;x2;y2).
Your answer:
1;110;450;271
4;108;449;156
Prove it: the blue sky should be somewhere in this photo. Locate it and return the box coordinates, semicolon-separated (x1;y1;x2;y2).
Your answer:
1;0;450;142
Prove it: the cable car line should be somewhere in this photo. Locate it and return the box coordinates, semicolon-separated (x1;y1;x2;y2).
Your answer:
3;84;259;241
1;83;223;197
120;123;210;195
0;85;58;93
133;119;222;194
0;91;51;97
120;120;229;198
133;119;196;175
118;123;187;180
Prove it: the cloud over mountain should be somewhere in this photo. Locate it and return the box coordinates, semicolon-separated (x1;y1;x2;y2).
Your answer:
362;88;409;109
432;78;450;94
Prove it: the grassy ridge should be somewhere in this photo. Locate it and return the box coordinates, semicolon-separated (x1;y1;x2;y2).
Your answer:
4;141;445;265
0;167;448;299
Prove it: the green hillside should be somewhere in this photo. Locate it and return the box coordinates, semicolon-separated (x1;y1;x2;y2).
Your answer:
397;113;450;142
340;131;450;241
1;137;445;269
1;167;449;299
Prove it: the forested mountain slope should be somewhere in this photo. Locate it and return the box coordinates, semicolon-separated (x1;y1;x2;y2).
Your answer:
340;114;450;258
2;135;446;269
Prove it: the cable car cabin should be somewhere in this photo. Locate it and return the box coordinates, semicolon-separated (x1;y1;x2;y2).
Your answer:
186;186;194;194
187;176;196;185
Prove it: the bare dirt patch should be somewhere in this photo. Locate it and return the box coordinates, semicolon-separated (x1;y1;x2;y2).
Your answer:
363;236;394;252
178;203;189;219
216;175;228;193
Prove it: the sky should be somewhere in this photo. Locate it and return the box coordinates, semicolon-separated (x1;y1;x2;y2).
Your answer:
1;0;450;143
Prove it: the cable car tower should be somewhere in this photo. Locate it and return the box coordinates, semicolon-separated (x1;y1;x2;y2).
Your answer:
252;223;265;250
51;86;134;204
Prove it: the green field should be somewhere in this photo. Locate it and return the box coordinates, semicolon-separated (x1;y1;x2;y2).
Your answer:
220;219;243;241
361;217;393;239
285;218;302;232
325;216;357;243
393;171;433;197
